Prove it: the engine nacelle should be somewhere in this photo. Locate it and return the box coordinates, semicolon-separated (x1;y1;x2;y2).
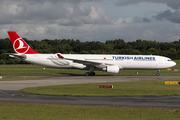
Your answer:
102;66;119;74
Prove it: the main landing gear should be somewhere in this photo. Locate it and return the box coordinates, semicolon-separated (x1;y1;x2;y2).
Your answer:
85;66;95;76
85;71;95;76
156;70;160;76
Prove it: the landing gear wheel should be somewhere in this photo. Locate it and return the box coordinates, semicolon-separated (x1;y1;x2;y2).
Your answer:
85;72;89;76
85;72;95;76
156;73;160;76
90;72;95;76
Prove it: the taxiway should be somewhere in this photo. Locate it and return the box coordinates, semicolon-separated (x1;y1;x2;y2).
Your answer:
0;75;180;108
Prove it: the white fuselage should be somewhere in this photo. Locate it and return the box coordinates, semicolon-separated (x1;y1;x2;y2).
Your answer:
24;54;176;70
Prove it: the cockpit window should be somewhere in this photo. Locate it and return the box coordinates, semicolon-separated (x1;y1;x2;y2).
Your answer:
167;59;172;61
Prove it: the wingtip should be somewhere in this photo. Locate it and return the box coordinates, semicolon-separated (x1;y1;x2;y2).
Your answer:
57;53;64;58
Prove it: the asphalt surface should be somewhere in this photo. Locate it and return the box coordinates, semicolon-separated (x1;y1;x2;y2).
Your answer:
1;75;180;108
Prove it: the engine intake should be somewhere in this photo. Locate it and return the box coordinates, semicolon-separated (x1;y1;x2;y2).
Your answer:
102;66;119;74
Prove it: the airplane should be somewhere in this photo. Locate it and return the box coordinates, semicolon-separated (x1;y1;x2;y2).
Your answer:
7;31;176;76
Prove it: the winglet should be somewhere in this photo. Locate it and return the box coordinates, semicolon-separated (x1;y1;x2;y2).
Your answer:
7;31;40;54
57;53;64;58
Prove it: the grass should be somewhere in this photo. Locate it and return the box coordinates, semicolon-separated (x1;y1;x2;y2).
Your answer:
174;59;180;68
0;77;44;81
21;79;180;96
0;103;180;120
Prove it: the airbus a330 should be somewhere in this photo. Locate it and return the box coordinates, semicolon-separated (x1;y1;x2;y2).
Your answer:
7;31;176;76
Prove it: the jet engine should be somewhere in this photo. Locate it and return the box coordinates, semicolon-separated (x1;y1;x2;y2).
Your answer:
102;66;119;74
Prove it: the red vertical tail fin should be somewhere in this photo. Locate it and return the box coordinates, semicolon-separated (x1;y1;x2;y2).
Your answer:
7;31;40;54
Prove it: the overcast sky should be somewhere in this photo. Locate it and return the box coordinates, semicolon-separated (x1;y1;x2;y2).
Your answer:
1;0;180;42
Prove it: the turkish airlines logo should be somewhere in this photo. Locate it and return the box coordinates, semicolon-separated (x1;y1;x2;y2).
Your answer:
13;38;29;54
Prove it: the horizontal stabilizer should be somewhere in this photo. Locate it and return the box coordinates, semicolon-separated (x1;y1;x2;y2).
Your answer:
7;53;27;60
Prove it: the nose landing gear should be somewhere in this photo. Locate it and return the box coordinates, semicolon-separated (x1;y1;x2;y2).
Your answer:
156;70;160;76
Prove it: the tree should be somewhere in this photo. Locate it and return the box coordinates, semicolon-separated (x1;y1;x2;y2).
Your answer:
148;48;158;55
168;48;177;59
80;50;89;54
90;50;97;54
8;59;15;64
169;48;176;53
0;60;5;64
132;50;140;55
14;59;20;64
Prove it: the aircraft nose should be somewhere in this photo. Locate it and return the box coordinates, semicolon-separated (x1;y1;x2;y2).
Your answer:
172;61;176;66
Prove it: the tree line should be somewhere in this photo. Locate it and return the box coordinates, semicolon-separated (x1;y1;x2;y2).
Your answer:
0;38;180;64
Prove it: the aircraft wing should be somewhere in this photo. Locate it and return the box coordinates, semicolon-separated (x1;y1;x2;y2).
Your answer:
67;58;104;67
57;54;107;68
